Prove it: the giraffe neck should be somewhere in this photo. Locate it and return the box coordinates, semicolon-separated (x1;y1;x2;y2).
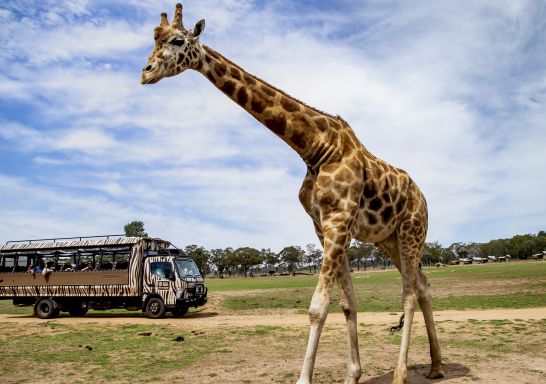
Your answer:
196;45;347;168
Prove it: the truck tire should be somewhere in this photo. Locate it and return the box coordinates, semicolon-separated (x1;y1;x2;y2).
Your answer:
171;306;188;317
35;298;59;319
145;297;166;319
68;302;88;317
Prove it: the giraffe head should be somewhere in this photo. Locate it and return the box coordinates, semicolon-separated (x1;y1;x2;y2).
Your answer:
141;3;205;84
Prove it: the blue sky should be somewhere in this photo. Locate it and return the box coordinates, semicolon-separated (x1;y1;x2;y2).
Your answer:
0;0;545;251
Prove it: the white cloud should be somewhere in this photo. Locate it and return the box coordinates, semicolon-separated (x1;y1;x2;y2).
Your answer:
0;0;544;250
56;129;116;153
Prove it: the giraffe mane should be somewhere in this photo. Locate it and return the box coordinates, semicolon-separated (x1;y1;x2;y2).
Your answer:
203;45;347;124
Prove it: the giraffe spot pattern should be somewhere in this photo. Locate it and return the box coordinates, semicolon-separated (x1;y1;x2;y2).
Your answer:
368;197;382;211
220;80;236;96
291;130;308;150
261;85;276;97
250;93;273;114
381;206;394;223
206;70;216;83
214;62;227;77
244;74;256;85
237;87;248;106
315;117;328;132
366;212;378;225
281;97;299;112
264;114;287;136
231;67;241;81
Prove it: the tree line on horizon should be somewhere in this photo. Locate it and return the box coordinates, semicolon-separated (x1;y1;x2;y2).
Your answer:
124;221;545;276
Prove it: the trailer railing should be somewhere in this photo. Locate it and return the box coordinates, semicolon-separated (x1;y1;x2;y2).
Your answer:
5;234;127;245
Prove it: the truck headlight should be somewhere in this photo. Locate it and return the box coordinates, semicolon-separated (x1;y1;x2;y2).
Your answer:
176;288;183;299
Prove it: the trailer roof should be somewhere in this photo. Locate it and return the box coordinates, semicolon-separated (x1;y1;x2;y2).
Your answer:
0;237;170;252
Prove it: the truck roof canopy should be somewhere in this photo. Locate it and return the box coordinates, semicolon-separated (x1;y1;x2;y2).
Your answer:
1;236;171;253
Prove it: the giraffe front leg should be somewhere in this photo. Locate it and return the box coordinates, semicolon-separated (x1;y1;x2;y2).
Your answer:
296;284;331;384
297;224;351;384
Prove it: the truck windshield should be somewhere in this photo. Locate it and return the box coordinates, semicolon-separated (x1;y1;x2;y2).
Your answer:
174;259;201;278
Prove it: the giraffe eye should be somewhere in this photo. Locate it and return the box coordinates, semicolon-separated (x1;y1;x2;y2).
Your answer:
170;37;185;47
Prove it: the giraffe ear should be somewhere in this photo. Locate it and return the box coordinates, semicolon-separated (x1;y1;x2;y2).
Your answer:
192;19;205;41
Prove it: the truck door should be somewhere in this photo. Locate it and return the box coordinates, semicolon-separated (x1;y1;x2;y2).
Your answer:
143;257;177;306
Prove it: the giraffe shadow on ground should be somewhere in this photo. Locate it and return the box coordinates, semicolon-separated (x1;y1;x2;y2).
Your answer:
360;363;470;384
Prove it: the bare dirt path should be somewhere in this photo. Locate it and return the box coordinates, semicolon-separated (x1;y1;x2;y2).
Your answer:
0;307;544;327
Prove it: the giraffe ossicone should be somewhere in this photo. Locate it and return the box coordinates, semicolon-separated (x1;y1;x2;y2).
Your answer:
142;3;445;384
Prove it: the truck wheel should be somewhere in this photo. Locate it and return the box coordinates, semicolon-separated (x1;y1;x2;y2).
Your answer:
68;302;88;317
35;298;59;319
172;306;188;317
145;297;166;319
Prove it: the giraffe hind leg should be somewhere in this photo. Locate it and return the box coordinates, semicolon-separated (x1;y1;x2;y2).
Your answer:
377;235;414;383
378;232;441;384
377;235;405;336
392;264;418;384
336;257;362;384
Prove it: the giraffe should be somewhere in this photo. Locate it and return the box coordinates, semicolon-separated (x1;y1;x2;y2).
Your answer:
141;4;444;384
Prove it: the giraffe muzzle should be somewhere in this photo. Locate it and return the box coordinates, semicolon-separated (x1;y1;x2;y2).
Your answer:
141;63;160;84
141;71;159;85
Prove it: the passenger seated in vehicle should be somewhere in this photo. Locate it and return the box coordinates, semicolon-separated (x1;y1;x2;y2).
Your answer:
42;261;54;276
62;263;74;272
81;263;94;272
101;262;113;270
34;260;45;273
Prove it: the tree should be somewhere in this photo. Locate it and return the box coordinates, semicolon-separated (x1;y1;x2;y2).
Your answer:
210;248;229;278
279;246;304;274
232;247;263;277
348;241;375;270
374;248;391;269
223;247;237;277
183;245;210;275
424;242;443;266
261;248;278;274
124;221;148;237
440;247;456;264
304;244;322;274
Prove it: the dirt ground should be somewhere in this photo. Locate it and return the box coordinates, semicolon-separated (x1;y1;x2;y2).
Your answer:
1;306;545;384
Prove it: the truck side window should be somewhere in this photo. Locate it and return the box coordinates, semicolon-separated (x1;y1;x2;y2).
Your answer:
150;262;172;279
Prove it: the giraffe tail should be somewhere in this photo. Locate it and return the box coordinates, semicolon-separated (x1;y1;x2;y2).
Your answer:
388;313;405;334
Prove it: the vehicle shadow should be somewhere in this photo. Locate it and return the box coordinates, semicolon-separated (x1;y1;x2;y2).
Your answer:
359;363;471;383
4;310;220;320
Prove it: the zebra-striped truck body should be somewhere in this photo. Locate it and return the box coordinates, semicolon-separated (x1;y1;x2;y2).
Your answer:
0;236;207;318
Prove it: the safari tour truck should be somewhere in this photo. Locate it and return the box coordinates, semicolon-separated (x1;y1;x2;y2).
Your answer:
0;235;207;319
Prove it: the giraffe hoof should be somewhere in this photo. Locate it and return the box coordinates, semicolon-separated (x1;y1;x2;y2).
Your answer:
392;367;407;384
344;376;360;384
426;369;445;379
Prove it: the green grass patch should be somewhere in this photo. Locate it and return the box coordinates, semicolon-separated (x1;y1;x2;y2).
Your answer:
0;322;221;383
206;274;320;292
431;291;546;310
220;262;546;312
